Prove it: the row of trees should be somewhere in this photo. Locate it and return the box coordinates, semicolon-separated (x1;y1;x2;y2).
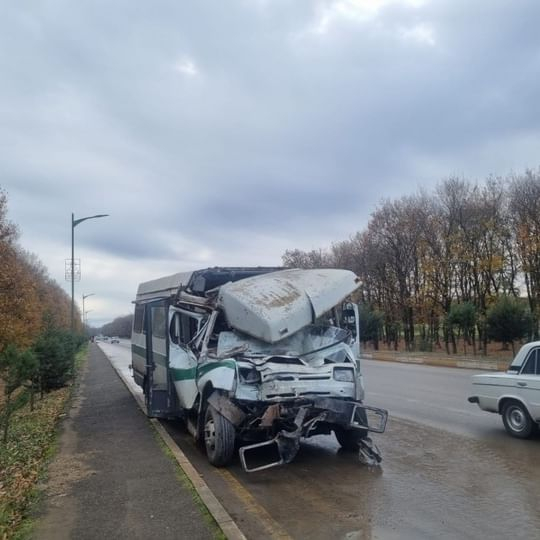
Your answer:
283;170;540;354
99;314;133;338
0;188;84;440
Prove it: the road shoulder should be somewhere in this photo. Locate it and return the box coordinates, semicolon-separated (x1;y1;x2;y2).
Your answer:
102;342;247;540
33;344;220;540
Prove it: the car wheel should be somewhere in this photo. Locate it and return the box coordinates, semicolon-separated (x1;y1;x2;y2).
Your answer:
502;401;533;439
204;404;236;466
334;426;368;450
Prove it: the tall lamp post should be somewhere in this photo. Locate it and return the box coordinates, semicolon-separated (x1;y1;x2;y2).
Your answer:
82;293;95;326
84;310;93;326
71;213;108;333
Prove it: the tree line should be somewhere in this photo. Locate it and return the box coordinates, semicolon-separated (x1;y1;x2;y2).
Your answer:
283;170;540;355
0;188;84;441
98;314;133;338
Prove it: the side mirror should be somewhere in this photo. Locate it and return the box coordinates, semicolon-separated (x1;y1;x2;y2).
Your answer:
341;302;360;358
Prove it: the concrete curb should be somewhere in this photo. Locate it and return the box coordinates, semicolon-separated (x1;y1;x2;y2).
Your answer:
106;354;247;540
361;353;508;371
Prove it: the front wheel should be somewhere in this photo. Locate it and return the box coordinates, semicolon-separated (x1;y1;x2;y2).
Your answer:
204;404;236;466
334;426;368;450
502;401;533;439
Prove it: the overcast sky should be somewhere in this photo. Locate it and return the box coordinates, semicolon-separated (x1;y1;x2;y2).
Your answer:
2;0;540;327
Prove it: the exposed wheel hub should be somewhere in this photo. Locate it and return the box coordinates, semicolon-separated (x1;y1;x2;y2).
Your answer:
507;406;526;432
204;418;216;451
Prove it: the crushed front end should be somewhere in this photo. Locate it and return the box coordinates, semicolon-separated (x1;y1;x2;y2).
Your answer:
210;325;388;472
235;397;387;472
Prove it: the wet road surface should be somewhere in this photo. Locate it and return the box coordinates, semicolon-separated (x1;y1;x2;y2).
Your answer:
361;358;503;437
100;342;540;539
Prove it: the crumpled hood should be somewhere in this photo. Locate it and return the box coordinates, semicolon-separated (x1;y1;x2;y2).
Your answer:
217;268;360;343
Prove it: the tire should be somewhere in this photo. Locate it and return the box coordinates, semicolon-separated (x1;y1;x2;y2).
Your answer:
334;427;368;451
204;404;236;466
502;401;534;439
335;405;369;450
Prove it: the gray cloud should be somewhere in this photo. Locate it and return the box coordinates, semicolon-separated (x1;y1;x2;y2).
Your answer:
2;0;540;325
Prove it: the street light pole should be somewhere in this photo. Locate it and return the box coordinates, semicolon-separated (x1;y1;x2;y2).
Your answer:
71;213;108;333
84;310;93;325
71;213;74;333
82;293;95;327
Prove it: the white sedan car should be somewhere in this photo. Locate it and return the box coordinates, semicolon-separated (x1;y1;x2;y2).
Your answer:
468;341;540;438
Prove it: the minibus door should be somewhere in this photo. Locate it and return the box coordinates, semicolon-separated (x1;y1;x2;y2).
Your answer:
145;299;175;417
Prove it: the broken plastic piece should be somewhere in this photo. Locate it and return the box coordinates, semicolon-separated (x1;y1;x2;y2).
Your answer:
358;436;382;466
350;404;387;433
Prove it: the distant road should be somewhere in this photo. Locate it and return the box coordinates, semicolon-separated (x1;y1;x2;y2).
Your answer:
117;339;131;350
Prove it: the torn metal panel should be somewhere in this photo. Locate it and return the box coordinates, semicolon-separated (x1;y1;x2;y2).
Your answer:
217;269;360;343
216;326;353;367
207;392;247;426
237;399;387;472
136;271;194;302
259;403;280;427
258;362;356;401
135;266;283;304
239;407;307;473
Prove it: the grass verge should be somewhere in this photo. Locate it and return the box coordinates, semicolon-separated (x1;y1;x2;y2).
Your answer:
0;346;87;539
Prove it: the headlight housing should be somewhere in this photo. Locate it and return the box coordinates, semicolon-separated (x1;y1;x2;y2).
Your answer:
333;367;355;383
238;367;261;384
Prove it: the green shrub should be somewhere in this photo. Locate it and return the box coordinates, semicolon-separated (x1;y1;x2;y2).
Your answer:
358;305;384;346
487;296;532;354
33;330;77;392
0;345;38;442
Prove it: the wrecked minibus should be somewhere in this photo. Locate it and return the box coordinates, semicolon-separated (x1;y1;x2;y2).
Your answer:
131;267;387;472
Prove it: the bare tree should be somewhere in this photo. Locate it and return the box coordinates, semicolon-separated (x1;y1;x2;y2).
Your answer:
280;169;534;354
509;169;540;338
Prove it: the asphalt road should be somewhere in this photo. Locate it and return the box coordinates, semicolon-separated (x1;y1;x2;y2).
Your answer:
99;341;540;540
360;358;503;438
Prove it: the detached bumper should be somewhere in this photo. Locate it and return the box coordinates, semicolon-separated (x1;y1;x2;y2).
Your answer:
238;399;388;473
